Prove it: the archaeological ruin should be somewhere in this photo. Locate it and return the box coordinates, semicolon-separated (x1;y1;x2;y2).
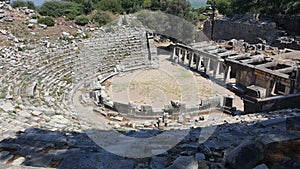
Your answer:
0;1;299;168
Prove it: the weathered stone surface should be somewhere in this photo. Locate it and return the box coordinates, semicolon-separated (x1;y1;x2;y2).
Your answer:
23;154;53;167
197;160;209;169
259;118;286;127
150;156;168;169
252;163;269;169
10;157;26;165
286;116;300;131
58;152;134;169
225;140;265;169
165;156;198;169
0;151;9;158
0;102;14;112
31;110;42;116
0;154;13;164
195;153;206;160
293;160;300;169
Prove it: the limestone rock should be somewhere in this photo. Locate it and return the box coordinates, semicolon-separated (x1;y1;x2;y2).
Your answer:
286;116;300;131
165;156;198;169
195;153;206;160
11;157;26;165
225;140;265;169
31;110;42;116
0;102;14;112
150;156;168;169
197;160;209;169
253;163;269;169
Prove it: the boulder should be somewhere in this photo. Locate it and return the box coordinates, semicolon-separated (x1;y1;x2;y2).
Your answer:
253;164;269;169
28;23;34;29
195;153;206;160
286;116;300;131
11;157;26;165
165;156;198;169
150;156;168;169
225;140;265;169
197;160;209;169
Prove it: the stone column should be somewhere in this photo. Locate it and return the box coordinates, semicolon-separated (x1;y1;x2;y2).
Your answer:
182;50;187;64
178;48;182;63
199;56;203;71
189;52;194;67
266;80;275;97
224;65;231;83
205;58;211;74
285;86;291;95
213;61;220;78
195;54;200;71
171;47;176;60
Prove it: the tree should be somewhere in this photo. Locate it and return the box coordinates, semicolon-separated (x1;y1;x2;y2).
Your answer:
160;0;191;17
207;0;300;16
97;0;122;13
120;0;143;13
82;0;93;14
38;1;84;19
11;1;35;9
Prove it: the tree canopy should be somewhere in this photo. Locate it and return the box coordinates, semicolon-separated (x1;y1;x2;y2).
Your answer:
208;0;300;16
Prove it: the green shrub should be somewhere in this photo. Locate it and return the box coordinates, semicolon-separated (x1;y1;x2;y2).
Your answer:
95;0;122;13
38;17;55;26
11;1;35;9
92;11;113;26
75;16;89;26
30;13;38;19
38;1;84;20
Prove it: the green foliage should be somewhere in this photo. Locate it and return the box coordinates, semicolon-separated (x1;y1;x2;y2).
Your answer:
31;13;38;19
208;0;300;16
92;11;113;26
11;1;35;9
96;0;122;13
161;0;191;17
82;0;94;14
75;15;89;26
38;17;55;26
143;0;152;9
185;10;200;25
198;14;208;21
64;0;94;14
120;0;143;13
38;1;84;19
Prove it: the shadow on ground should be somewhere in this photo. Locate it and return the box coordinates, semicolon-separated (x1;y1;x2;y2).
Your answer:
0;115;299;169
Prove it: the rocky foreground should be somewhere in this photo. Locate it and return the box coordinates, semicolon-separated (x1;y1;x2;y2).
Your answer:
0;104;299;169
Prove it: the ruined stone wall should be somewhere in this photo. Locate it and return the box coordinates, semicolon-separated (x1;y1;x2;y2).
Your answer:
113;96;222;118
271;15;300;35
243;93;300;113
203;18;279;44
236;66;256;87
82;27;149;73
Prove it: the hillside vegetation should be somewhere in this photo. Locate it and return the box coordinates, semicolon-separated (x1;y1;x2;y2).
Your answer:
34;0;208;26
209;0;300;16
